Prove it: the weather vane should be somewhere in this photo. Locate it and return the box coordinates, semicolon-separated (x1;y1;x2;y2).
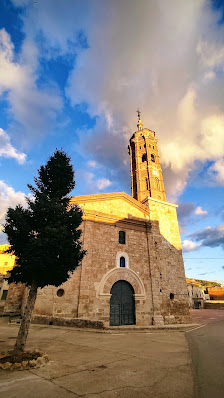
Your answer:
137;108;141;120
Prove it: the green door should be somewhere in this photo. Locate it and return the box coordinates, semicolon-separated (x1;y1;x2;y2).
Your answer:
110;280;136;326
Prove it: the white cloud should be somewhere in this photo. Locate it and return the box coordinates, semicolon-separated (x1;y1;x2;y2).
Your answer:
76;170;112;194
195;206;208;216
6;1;224;199
182;240;201;252
208;158;224;185
0;28;62;145
64;1;224;199
197;39;224;70
96;178;111;191
88;160;97;168
0;128;26;164
0;181;28;233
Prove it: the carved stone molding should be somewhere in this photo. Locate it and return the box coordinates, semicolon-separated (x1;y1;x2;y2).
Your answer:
97;268;146;300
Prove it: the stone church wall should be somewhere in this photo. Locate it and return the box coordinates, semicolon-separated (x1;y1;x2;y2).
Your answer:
76;218;153;327
145;200;190;324
4;194;190;326
33;266;82;318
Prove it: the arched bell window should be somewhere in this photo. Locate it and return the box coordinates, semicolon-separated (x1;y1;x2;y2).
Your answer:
120;256;126;267
142;153;147;162
151;153;155;162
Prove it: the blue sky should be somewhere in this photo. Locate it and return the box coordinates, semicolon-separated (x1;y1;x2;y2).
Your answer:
0;0;224;283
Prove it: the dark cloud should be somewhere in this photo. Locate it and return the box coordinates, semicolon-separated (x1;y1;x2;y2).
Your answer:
198;271;215;276
78;115;131;193
222;266;224;270
190;225;224;249
177;202;195;220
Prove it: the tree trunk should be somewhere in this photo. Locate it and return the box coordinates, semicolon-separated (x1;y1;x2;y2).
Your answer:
13;280;38;357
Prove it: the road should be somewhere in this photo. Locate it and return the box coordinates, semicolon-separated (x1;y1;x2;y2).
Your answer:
187;310;224;398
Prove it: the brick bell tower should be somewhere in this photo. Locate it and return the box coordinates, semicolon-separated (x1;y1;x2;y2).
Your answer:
128;110;166;203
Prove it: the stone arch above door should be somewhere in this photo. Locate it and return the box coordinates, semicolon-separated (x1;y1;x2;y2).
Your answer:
97;268;146;300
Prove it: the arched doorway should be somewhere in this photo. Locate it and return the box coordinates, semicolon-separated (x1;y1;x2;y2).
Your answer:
110;280;136;326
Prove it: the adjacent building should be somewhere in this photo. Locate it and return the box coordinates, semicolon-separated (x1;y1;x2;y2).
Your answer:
186;278;205;309
0;245;16;314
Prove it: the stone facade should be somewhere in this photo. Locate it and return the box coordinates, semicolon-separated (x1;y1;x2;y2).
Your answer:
4;118;190;326
27;191;189;326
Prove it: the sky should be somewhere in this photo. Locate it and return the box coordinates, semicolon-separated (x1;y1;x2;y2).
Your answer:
1;0;224;283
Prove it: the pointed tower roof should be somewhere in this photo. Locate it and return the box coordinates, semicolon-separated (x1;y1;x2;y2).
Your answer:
137;108;143;131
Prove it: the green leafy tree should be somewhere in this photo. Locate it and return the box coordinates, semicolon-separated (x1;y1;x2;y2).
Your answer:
4;150;85;356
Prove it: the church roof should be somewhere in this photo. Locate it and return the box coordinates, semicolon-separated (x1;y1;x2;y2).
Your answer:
70;192;150;222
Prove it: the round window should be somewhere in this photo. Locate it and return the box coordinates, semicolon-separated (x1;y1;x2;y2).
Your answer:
57;289;65;297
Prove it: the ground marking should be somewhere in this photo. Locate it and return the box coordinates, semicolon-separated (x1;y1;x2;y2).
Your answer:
185;324;206;333
0;375;39;392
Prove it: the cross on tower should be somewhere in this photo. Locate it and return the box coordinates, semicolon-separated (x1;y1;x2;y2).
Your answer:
137;108;141;120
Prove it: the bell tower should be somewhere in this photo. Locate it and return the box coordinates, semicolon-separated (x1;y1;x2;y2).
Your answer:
128;110;166;203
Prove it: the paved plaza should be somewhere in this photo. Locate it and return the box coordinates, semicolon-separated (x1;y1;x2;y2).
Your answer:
0;319;194;398
0;310;224;397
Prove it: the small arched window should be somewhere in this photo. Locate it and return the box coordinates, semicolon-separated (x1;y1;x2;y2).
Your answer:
170;293;174;300
142;153;147;162
151;153;155;162
120;257;126;267
116;252;129;268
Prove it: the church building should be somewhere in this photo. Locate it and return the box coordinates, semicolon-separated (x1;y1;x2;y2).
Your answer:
5;113;190;326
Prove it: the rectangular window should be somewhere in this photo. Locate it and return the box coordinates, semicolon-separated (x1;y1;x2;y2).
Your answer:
1;290;8;300
119;231;126;244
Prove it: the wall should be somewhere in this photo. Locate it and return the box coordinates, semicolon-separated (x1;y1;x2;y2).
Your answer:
0;245;16;275
33;267;81;318
4;282;26;314
77;218;153;327
4;194;190;326
70;193;150;221
187;283;204;308
208;287;224;300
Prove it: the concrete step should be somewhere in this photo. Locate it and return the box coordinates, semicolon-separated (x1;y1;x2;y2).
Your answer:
204;301;224;310
9;314;22;324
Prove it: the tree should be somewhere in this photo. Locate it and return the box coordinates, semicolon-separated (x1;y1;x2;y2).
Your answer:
4;150;86;357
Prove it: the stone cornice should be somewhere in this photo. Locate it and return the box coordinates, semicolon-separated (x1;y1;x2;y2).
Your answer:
141;196;178;208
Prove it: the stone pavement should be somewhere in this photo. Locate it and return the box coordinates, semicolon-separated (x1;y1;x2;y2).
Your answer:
0;317;194;398
190;308;224;325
